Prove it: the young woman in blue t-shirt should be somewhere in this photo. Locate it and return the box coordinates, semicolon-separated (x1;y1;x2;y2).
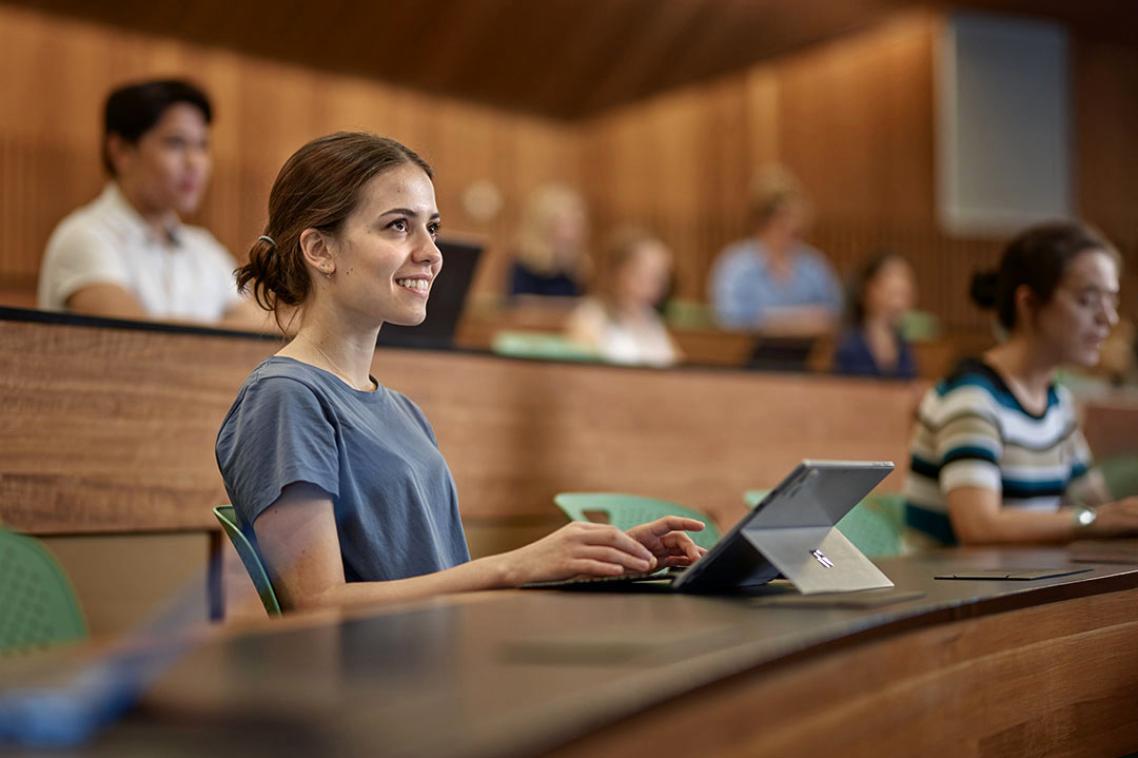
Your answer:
216;132;704;612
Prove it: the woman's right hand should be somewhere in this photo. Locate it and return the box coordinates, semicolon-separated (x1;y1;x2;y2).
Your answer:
1087;497;1138;537
498;521;659;586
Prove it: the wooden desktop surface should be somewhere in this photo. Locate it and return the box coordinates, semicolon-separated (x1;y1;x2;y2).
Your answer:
13;546;1138;757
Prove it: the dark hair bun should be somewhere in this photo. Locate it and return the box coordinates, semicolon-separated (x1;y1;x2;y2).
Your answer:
969;270;998;310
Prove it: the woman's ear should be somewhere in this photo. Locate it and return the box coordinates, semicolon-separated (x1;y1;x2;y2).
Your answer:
298;228;336;278
1014;283;1038;327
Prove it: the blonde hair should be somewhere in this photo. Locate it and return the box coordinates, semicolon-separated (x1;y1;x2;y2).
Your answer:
749;165;811;229
515;183;588;275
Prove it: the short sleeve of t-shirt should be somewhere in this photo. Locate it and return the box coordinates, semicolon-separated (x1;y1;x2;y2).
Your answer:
932;388;1004;494
38;223;133;310
182;227;244;312
215;376;341;527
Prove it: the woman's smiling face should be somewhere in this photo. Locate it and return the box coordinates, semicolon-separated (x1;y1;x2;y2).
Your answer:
325;162;443;327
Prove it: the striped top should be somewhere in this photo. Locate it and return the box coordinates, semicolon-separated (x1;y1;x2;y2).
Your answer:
904;359;1094;545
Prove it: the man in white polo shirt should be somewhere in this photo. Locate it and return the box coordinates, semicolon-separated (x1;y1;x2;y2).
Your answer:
38;79;269;330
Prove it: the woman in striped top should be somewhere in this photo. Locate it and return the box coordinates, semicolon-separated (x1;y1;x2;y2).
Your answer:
905;222;1138;545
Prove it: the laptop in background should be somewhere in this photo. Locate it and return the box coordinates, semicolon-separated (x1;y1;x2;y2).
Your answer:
377;238;483;350
747;335;817;372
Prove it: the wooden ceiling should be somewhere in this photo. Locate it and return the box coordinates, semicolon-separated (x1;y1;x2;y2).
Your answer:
6;0;1136;119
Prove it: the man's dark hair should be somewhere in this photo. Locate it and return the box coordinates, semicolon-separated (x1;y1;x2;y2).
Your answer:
102;79;213;175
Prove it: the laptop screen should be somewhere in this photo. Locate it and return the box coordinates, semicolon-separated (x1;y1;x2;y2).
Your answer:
377;239;483;350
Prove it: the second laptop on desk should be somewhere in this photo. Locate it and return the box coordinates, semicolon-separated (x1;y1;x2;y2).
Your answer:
527;460;896;595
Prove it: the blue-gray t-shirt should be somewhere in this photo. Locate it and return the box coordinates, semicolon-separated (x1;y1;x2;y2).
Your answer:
215;356;471;582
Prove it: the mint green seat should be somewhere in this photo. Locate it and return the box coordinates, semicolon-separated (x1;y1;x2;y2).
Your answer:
1100;454;1138;499
0;529;87;656
664;299;715;330
899;309;940;342
491;331;599;362
553;493;720;551
212;506;282;617
743;490;904;558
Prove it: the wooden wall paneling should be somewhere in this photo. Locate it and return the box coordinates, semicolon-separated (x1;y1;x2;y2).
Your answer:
0;4;581;306
577;11;1062;333
743;68;782;170
1075;39;1138;243
1074;38;1138;318
774;12;936;226
4;4;1137;329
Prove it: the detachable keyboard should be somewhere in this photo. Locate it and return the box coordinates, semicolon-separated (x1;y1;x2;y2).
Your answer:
521;568;681;590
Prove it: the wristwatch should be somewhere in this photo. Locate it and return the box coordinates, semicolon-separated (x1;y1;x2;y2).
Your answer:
1074;505;1098;529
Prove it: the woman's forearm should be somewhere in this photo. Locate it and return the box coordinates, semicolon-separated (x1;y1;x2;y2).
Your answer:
297;554;512;612
953;507;1078;545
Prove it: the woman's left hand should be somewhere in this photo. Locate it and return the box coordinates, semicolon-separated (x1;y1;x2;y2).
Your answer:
626;517;708;569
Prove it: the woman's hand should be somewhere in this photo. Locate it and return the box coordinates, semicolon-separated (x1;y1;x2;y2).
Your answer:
499;521;660;586
1088;497;1138;537
626;516;707;568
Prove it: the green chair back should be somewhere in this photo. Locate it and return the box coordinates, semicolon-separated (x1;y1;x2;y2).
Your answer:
0;529;87;656
899;309;940;342
212;506;282;617
491;331;599;362
664;299;715;330
743;489;904;558
553;493;721;551
1100;454;1138;499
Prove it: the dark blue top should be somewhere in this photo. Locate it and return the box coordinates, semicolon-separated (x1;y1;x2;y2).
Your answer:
508;261;581;298
833;327;917;380
215;357;471;583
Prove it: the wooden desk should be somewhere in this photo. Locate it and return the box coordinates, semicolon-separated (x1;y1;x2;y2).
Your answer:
4;306;1129;540
17;547;1138;757
0;307;920;537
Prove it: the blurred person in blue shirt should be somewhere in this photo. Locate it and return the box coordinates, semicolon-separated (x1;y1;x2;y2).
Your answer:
709;167;842;334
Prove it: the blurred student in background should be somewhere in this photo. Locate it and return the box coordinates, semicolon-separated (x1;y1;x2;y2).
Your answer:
709;167;842;334
508;184;590;298
566;228;681;367
833;252;918;380
38;78;269;330
905;222;1138;546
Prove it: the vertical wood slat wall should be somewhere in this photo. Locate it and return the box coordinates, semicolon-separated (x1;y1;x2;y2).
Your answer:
0;4;581;301
580;11;1138;331
1;5;1135;330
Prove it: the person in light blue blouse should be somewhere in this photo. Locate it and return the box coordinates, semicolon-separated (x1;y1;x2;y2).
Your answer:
709;168;842;334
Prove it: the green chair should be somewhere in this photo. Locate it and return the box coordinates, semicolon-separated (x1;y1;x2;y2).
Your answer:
899;309;940;342
1100;454;1138;499
0;529;87;656
212;506;282;617
743;489;904;558
664;299;716;330
553;493;721;551
491;331;599;362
